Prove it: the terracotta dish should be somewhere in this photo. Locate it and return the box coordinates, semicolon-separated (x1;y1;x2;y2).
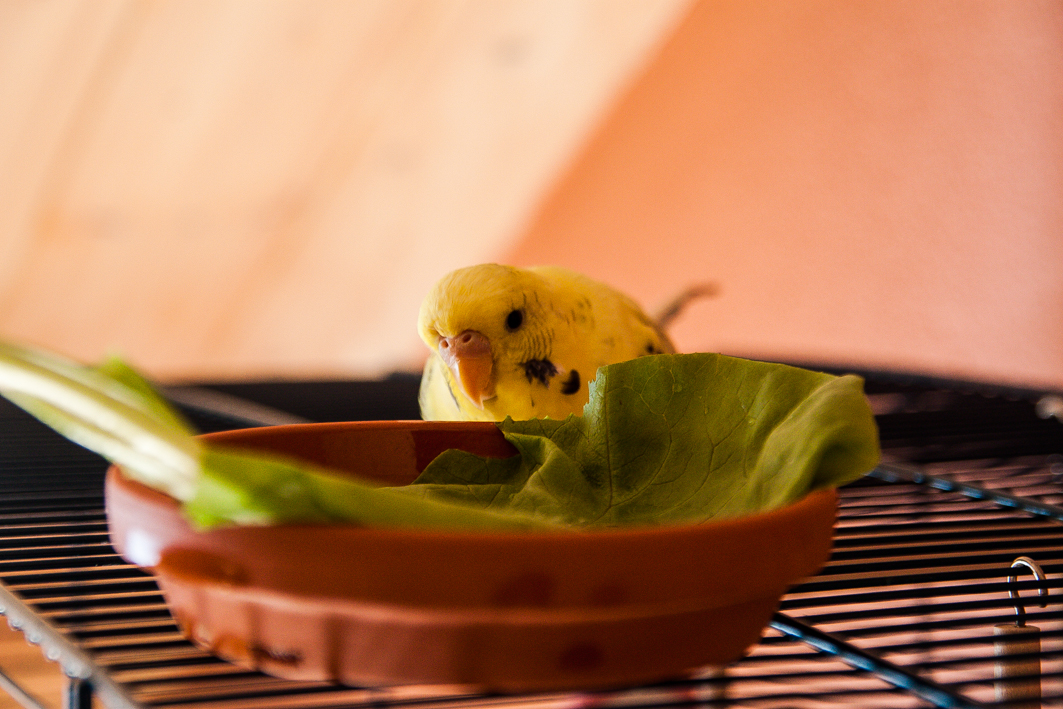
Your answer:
105;420;836;692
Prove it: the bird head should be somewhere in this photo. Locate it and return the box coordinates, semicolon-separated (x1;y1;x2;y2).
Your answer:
418;264;550;410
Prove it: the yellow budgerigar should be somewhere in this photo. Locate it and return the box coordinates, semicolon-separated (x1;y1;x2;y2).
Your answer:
417;264;677;421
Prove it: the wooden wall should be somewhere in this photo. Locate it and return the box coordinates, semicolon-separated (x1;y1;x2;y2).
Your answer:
3;0;1061;390
0;0;690;380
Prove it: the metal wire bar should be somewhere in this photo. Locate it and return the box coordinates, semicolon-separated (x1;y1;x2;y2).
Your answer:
769;613;984;709
872;463;1063;521
0;582;144;709
0;664;50;709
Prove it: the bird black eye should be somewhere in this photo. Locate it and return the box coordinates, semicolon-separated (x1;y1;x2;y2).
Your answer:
505;309;524;331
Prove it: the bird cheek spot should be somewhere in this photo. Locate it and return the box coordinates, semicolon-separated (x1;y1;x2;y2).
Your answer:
523;359;558;387
561;370;581;396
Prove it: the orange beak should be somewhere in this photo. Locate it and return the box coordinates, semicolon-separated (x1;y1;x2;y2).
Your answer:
437;330;495;409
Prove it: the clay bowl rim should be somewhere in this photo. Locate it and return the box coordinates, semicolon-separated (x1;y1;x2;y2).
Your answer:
108;417;839;545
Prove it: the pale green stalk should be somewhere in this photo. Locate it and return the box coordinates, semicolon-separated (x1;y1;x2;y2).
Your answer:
0;341;200;500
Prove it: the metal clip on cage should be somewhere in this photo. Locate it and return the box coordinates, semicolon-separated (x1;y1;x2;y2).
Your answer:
994;556;1048;707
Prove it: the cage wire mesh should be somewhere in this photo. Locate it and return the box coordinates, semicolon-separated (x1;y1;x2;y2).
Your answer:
0;372;1058;709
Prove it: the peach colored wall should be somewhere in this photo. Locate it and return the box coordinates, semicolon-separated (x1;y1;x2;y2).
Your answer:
505;0;1063;390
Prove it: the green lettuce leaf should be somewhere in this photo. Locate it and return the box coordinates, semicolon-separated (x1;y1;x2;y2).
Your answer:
405;353;880;526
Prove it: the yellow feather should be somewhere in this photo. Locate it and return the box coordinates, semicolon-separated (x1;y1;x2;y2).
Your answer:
418;264;674;421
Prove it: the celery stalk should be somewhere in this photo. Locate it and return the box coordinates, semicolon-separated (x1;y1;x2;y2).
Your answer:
0;341;200;501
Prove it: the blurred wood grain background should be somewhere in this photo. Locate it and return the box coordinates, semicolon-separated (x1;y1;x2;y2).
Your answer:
2;0;1061;389
0;0;690;380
